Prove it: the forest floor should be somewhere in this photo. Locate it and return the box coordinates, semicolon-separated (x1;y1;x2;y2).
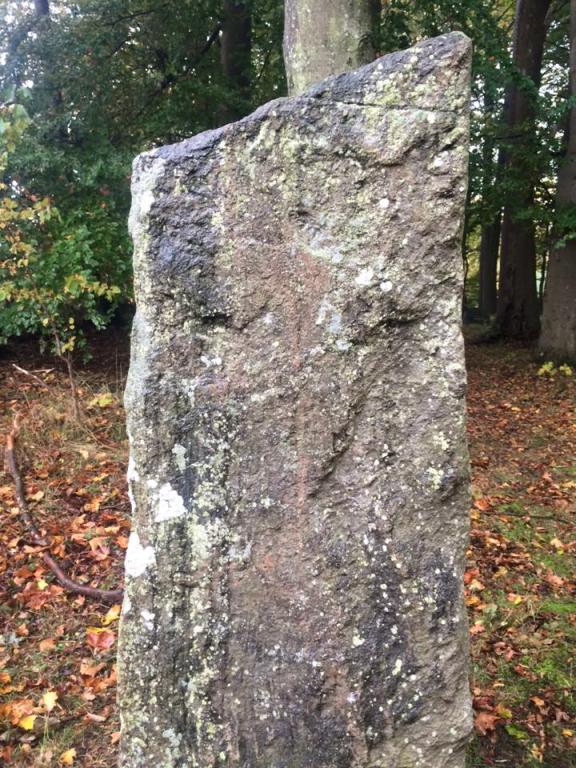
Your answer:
0;336;574;767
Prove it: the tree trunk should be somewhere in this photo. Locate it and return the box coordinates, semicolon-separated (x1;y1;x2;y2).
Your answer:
496;0;550;339
283;0;375;95
478;82;502;319
539;0;576;360
219;0;252;123
479;219;500;317
34;0;50;15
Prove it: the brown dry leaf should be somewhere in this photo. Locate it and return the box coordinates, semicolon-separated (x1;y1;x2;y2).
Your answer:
83;498;101;513
39;638;57;653
545;570;564;588
80;659;105;677
475;711;499;735
86;627;115;650
507;592;523;605
87;536;110;560
2;698;35;725
84;711;107;723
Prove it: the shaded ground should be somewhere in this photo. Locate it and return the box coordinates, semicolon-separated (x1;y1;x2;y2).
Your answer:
466;343;576;767
0;337;574;766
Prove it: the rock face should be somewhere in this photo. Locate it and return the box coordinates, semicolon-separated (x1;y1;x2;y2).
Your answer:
119;33;473;768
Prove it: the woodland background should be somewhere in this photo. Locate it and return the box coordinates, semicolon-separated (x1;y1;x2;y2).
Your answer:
0;1;575;767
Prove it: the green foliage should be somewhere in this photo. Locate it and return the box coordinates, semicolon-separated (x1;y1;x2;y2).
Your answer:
0;0;286;350
0;103;129;356
0;0;573;344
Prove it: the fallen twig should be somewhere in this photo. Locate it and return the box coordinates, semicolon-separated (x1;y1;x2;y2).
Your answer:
478;508;575;527
4;413;123;604
11;363;50;389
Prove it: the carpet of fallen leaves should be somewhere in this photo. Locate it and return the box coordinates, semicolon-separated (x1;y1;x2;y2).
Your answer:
0;337;129;767
0;337;574;767
466;343;576;767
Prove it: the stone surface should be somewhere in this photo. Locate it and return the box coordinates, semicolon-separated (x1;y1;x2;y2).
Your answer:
119;32;473;768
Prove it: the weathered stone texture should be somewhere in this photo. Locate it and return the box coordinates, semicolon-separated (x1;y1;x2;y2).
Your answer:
119;33;473;768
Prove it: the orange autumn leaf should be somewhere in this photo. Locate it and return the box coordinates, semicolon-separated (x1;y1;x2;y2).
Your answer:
4;698;35;725
83;498;101;513
39;638;57;653
60;748;77;765
475;711;499;735
80;659;105;677
86;627;115;650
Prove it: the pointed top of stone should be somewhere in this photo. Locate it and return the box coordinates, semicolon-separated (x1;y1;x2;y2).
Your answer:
140;33;471;174
304;32;472;112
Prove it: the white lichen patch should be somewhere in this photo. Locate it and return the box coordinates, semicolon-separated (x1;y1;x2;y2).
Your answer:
161;728;182;749
140;609;155;631
128;156;167;238
172;444;187;472
127;455;139;483
125;532;156;578
355;267;374;286
426;466;444;490
432;432;450;451
156;482;187;522
352;632;365;647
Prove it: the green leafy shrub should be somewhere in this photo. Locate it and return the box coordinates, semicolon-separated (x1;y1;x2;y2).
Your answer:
0;103;131;357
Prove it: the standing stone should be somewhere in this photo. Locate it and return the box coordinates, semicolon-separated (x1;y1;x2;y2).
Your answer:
119;33;473;768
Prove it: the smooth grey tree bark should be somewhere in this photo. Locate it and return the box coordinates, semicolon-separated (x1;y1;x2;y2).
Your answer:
539;0;576;360
478;82;502;319
283;0;376;95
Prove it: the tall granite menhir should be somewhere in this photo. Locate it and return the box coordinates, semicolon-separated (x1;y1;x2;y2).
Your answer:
119;32;473;768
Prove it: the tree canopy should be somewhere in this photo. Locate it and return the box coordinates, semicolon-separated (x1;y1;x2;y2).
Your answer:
0;0;574;355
